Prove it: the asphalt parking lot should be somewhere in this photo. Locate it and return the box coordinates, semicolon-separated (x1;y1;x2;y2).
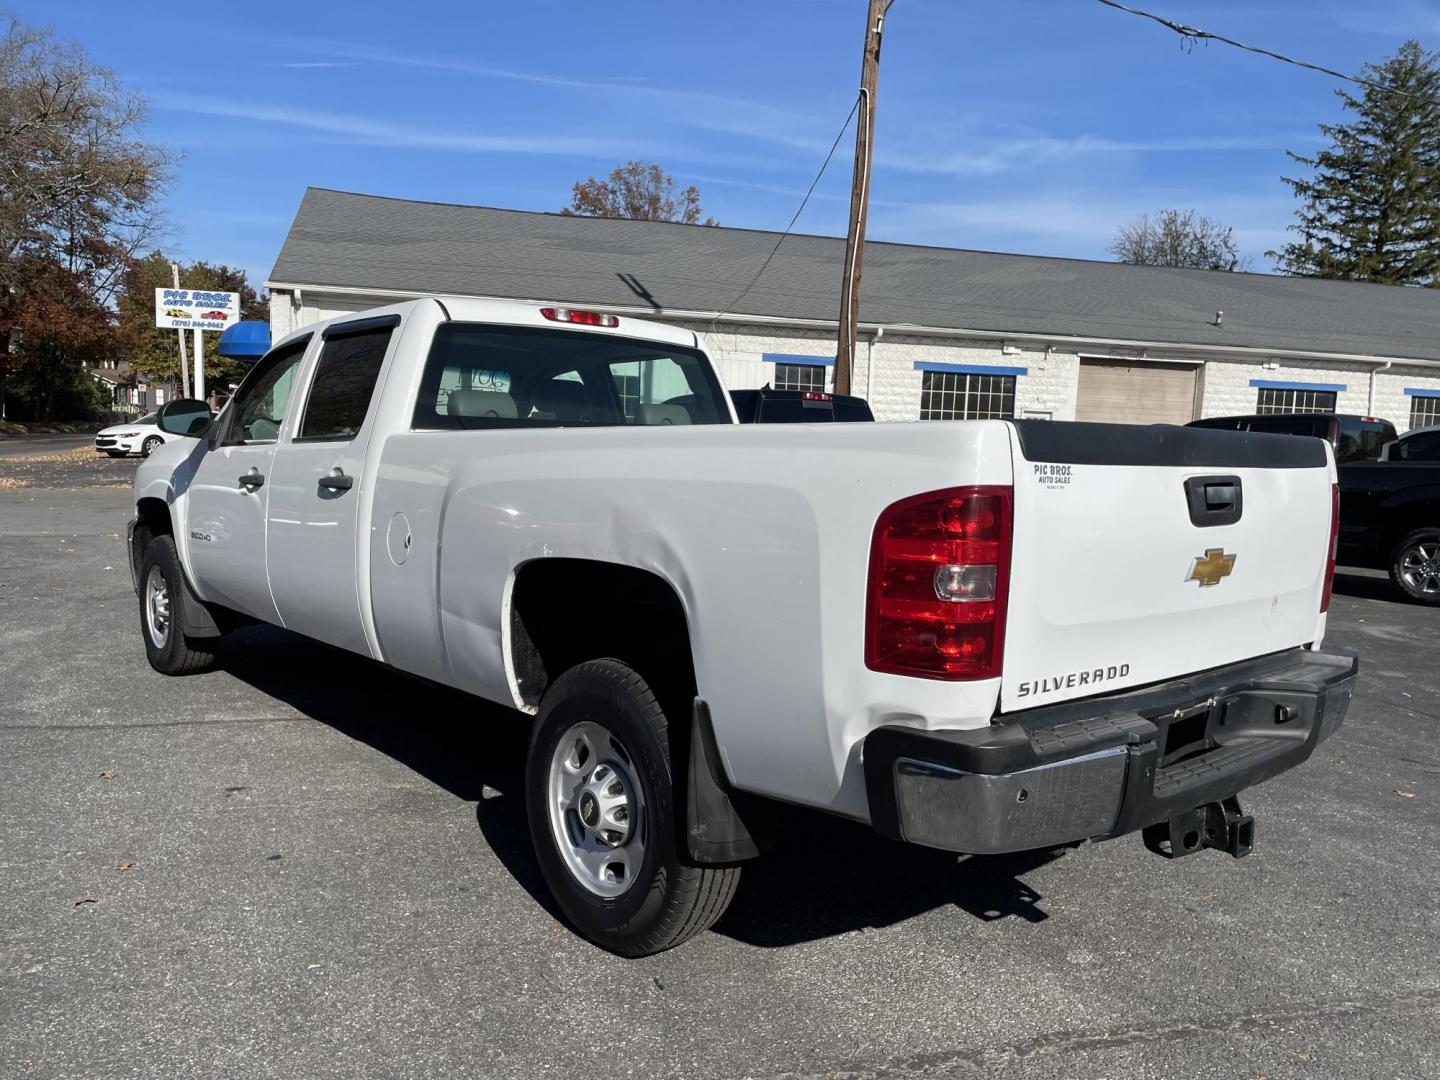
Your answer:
2;441;1437;1080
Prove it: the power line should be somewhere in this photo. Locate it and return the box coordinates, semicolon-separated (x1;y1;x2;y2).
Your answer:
714;94;861;324
1096;0;1424;101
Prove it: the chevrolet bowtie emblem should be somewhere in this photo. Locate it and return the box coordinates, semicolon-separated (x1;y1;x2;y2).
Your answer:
1187;548;1237;587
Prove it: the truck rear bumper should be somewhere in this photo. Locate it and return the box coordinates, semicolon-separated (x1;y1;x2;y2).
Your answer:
863;646;1358;855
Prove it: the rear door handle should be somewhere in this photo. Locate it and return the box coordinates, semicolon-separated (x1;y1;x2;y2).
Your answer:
318;470;353;492
238;469;265;490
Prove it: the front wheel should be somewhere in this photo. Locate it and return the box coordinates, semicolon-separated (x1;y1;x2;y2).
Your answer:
105;451;126;458
138;535;220;674
140;435;162;458
1389;528;1440;605
525;660;740;956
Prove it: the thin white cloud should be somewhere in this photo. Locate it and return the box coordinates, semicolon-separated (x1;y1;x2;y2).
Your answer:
270;61;362;69
152;92;660;157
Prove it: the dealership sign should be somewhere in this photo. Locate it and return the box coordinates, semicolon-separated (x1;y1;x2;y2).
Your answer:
154;289;241;331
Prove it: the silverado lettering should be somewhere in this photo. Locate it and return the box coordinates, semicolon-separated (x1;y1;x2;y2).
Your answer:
1016;664;1131;699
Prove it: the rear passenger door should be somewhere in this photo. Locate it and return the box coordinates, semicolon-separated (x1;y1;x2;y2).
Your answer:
265;315;398;656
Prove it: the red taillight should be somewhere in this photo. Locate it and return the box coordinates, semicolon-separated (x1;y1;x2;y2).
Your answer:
802;392;833;401
540;306;619;328
865;486;1013;680
1320;482;1340;613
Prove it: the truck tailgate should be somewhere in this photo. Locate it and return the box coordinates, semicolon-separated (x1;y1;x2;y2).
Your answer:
1002;421;1335;712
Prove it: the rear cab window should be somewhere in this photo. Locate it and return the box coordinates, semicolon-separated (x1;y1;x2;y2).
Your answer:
296;317;397;442
1335;417;1397;463
412;324;727;430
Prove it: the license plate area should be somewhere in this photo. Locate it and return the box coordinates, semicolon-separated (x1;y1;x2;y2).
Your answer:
1156;698;1220;767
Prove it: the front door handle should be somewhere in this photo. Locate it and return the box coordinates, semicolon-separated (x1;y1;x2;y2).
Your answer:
238;469;265;490
318;470;353;492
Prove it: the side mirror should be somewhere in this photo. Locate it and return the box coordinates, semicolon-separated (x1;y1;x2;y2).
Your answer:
157;398;213;438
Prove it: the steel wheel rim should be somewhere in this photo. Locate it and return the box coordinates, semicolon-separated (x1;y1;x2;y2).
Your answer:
547;719;646;899
1400;541;1440;595
145;565;170;647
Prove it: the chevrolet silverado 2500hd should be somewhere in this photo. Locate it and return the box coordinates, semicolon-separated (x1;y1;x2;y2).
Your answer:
129;298;1358;955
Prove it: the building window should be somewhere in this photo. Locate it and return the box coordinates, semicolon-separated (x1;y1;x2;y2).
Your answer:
1256;387;1337;415
920;370;1016;420
773;363;827;392
1410;395;1440;429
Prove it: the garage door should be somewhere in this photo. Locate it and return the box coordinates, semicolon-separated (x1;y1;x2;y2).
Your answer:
1076;359;1199;425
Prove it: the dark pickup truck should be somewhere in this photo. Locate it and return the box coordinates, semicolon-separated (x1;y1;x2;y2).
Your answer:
1337;455;1440;604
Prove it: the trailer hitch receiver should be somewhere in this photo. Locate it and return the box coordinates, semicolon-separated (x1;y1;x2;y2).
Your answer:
1143;796;1254;859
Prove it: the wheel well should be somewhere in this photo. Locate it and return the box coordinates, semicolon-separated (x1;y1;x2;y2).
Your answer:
509;559;697;716
132;497;173;579
1380;501;1440;562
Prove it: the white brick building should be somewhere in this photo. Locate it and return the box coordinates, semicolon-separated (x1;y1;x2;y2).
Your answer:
268;188;1440;433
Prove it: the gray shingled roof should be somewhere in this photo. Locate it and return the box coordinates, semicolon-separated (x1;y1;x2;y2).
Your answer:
269;187;1440;363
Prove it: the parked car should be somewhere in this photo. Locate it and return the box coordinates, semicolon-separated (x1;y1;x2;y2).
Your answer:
729;387;874;423
1187;413;1397;464
127;298;1358;956
94;413;171;458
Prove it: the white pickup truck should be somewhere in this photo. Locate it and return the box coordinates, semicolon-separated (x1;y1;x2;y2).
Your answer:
130;297;1358;955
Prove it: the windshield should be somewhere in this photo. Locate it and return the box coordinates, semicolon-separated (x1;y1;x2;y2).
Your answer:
412;324;728;430
137;413;158;425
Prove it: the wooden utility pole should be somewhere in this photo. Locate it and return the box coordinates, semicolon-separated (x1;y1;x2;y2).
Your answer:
834;0;889;395
172;262;190;400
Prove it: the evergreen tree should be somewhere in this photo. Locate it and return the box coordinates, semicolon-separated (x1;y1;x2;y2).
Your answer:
1274;40;1440;285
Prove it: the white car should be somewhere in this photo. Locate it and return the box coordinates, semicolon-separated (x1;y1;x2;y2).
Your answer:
127;297;1358;956
95;414;171;458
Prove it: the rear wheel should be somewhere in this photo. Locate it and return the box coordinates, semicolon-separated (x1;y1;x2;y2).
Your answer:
525;659;740;956
1389;528;1440;605
138;535;220;674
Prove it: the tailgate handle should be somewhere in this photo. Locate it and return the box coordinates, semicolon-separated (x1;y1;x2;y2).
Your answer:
1185;475;1243;527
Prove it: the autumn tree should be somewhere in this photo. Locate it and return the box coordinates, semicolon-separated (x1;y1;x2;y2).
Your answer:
562;161;716;225
1110;209;1248;271
1273;40;1440;285
0;14;172;417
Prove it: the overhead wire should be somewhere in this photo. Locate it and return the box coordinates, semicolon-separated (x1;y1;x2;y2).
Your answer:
713;94;862;327
1096;0;1425;101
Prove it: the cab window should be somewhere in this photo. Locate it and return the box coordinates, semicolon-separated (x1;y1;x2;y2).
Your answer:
1394;430;1440;462
412;324;727;430
217;338;309;446
297;320;396;442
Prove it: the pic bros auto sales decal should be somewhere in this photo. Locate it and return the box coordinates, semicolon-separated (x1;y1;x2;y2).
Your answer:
153;289;241;331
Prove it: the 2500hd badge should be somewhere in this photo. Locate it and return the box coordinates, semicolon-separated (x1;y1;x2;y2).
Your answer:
1017;663;1132;699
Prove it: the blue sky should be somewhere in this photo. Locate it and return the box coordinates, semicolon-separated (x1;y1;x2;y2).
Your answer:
25;1;1440;290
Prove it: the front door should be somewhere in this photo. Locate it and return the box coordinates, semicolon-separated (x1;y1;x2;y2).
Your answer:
265;316;398;657
183;337;310;622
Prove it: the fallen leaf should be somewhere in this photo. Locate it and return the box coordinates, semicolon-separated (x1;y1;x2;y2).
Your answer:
98;771;114;780
1395;790;1417;799
117;863;135;873
73;897;98;907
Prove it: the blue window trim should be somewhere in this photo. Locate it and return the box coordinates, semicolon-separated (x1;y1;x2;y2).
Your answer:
764;353;834;368
1403;387;1440;398
1249;379;1347;392
913;362;1028;377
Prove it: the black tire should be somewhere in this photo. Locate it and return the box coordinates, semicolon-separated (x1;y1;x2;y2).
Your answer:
1388;527;1440;605
138;535;220;675
140;435;162;458
525;659;740;956
105;451;126;458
